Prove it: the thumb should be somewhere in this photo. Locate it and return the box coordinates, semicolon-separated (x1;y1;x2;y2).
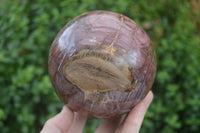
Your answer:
40;105;74;133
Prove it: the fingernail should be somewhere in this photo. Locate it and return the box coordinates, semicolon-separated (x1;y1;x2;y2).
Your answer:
143;91;154;106
61;105;67;113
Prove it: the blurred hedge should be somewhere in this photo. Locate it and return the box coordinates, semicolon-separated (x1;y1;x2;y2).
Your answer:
0;0;200;133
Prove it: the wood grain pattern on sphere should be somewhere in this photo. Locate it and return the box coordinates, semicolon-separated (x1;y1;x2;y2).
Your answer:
63;49;132;93
49;11;156;118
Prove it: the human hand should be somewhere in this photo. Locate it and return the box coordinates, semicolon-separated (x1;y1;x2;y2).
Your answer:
40;91;153;133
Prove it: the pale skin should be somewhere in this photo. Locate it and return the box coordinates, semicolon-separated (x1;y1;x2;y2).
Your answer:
40;91;153;133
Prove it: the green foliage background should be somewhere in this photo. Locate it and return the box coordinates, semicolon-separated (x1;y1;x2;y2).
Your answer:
0;0;200;133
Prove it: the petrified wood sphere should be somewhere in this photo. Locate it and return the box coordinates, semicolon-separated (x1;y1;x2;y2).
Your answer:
49;11;156;118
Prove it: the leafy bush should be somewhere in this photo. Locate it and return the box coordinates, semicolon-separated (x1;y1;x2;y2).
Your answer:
0;0;199;133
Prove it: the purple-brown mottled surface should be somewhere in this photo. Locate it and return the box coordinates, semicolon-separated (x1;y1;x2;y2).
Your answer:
49;11;156;118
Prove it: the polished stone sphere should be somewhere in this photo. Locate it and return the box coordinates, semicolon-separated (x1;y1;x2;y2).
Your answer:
49;11;156;118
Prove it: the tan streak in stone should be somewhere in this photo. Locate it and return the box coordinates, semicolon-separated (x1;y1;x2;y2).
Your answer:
105;15;124;54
